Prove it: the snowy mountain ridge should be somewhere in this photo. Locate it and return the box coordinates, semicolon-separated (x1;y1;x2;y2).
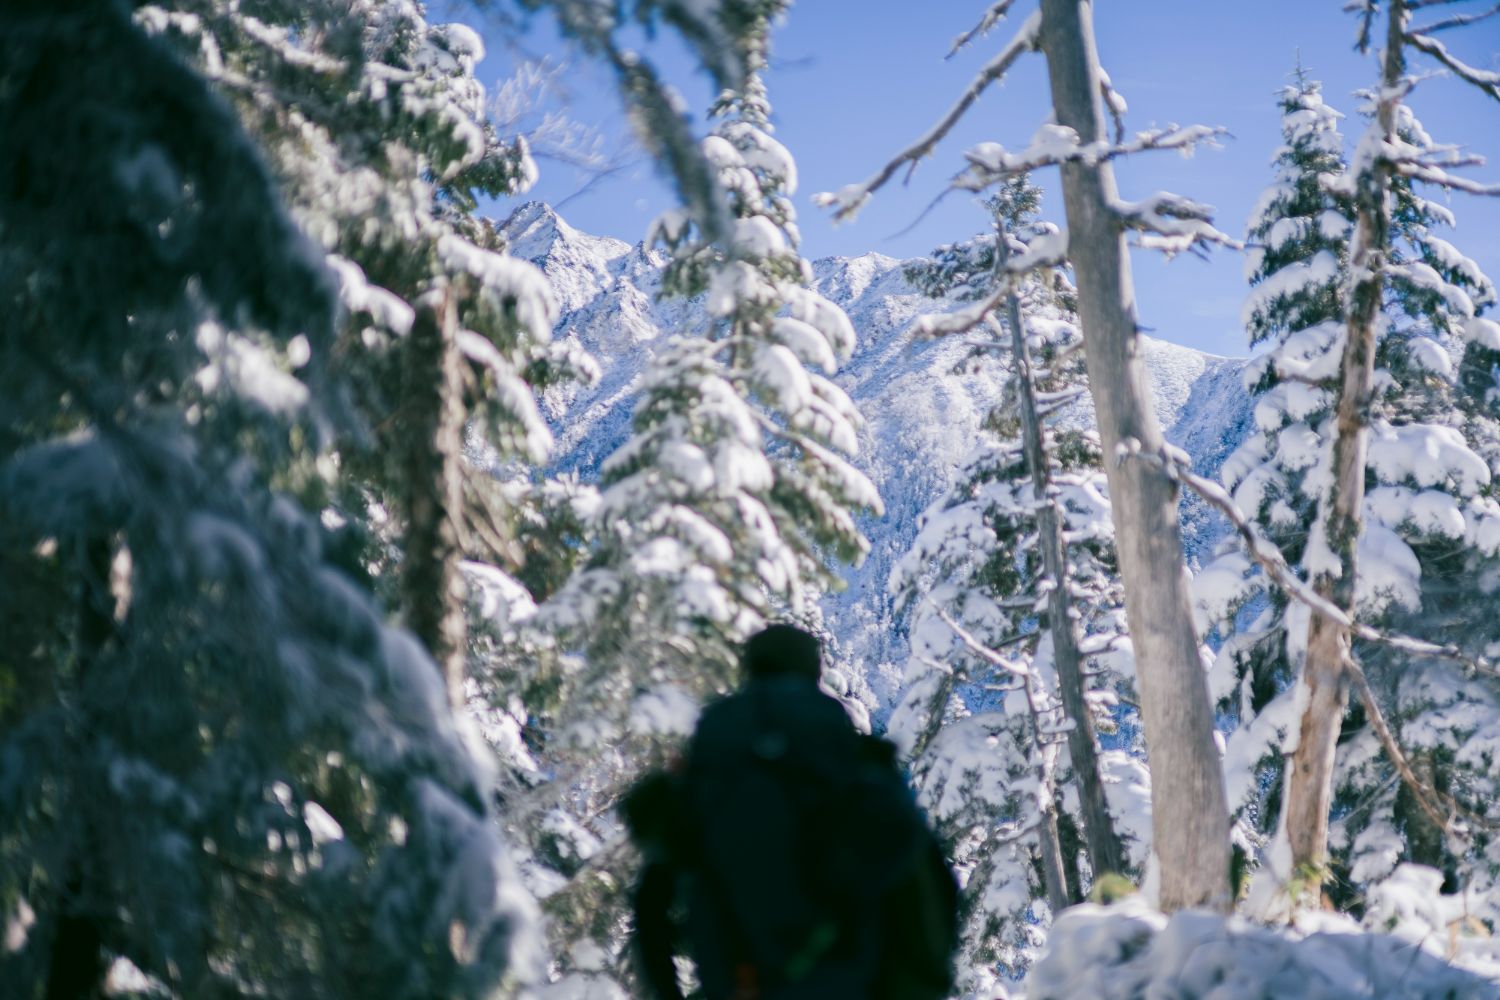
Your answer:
502;201;1256;691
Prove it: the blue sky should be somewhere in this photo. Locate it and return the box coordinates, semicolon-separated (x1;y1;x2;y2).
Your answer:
461;1;1500;358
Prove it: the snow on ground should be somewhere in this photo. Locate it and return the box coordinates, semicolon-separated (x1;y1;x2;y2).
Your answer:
1027;897;1499;999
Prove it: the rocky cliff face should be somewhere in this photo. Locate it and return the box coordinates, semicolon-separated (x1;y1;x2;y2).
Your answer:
502;202;1255;698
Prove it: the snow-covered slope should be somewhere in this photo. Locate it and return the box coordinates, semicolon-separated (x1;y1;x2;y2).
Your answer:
503;202;1255;695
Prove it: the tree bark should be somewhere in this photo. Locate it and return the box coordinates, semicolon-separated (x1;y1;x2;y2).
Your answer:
1286;0;1404;879
1036;800;1071;915
1037;0;1230;911
996;234;1123;879
399;288;469;706
1024;674;1073;914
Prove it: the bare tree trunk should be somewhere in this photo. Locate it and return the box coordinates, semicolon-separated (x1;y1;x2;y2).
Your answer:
46;538;114;1000
1024;673;1073;913
1037;0;1230;911
1036;796;1072;915
1286;0;1404;878
996;235;1123;879
399;289;469;706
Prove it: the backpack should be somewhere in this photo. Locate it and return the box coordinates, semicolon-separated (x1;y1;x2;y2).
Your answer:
627;677;957;1000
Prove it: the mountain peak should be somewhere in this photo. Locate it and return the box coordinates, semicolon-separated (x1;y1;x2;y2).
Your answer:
499;201;570;258
500;201;631;268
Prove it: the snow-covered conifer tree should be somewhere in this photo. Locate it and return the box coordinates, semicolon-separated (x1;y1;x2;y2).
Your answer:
1202;47;1500;938
139;0;593;705
1320;95;1500;929
1260;0;1500;908
538;4;876;730
0;4;537;995
1200;72;1354;856
499;5;878;984
890;184;1145;989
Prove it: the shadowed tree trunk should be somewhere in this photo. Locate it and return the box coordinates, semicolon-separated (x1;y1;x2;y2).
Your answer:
1037;0;1230;911
398;288;469;706
996;226;1123;880
1024;673;1073;914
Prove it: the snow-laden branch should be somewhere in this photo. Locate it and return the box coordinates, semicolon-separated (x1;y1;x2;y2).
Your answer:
1112;191;1243;258
908;233;1068;339
748;410;884;514
1034;387;1088;419
1399;138;1489;171
1406;29;1500;100
1120;441;1500;836
238;13;346;74
928;601;1033;677
1099;67;1129;144
954;123;1225;190
1394;157;1500;196
947;0;1021;58
1119;441;1500;678
1343;126;1500;198
813;11;1041;221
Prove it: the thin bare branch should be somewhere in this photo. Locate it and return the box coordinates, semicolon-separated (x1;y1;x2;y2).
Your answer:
948;0;1020;58
928;601;1034;676
1345;0;1379;52
814;11;1041;221
1346;659;1468;836
550;158;637;211
884;186;963;243
1411;1;1500;32
1034;392;1087;420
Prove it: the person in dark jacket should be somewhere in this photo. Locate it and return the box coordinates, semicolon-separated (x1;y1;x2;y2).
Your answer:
627;625;957;1000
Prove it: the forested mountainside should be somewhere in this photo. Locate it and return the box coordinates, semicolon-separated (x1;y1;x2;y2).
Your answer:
503;201;1256;703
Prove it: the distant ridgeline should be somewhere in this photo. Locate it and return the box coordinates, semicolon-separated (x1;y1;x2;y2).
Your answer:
502;201;1257;709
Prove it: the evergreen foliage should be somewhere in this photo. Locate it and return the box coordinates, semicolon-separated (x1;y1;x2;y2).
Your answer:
0;2;538;995
140;0;594;595
471;4;881;987
536;2;876;737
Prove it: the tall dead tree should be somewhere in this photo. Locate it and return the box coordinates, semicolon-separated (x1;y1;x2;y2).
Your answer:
1033;0;1230;911
995;223;1123;879
820;0;1237;910
1284;5;1404;882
